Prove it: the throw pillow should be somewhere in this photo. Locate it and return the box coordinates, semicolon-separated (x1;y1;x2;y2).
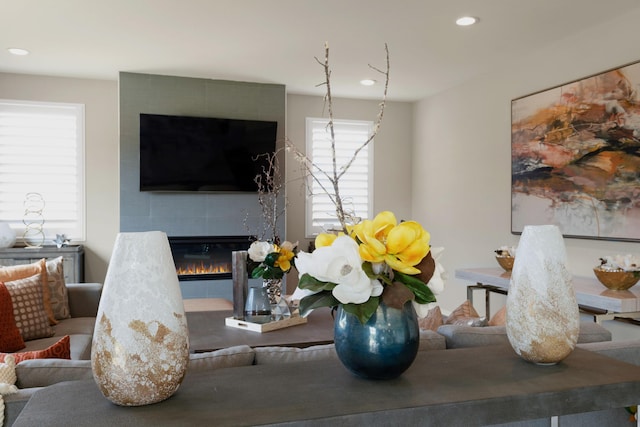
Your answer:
0;259;57;325
0;282;25;352
0;335;70;364
0;355;16;386
418;305;444;332
46;256;70;320
4;274;55;341
445;300;488;327
0;354;18;427
489;306;507;326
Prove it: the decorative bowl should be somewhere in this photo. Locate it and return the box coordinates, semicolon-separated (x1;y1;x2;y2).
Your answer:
495;255;515;271
593;267;640;291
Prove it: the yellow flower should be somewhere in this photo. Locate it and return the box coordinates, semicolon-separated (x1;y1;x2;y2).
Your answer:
353;211;430;275
273;242;295;272
315;233;338;248
274;241;296;272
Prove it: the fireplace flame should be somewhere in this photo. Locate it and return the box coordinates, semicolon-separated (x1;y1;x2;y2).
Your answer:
176;261;232;276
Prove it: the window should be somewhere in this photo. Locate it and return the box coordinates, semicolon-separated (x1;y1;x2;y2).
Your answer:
305;118;373;237
0;99;85;244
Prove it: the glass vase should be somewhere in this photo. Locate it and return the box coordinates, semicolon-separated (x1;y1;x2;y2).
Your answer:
334;300;419;380
263;278;291;320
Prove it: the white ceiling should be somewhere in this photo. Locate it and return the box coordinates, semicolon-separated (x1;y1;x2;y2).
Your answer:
2;0;640;102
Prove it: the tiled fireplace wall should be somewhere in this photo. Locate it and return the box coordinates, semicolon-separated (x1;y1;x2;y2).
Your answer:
119;72;286;300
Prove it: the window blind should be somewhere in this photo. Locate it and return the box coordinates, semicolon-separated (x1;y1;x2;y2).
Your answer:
0;99;85;243
305;118;373;236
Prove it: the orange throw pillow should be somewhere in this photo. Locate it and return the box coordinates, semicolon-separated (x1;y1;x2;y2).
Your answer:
0;259;57;325
418;306;444;331
445;300;488;326
0;335;71;364
0;282;26;352
489;306;507;326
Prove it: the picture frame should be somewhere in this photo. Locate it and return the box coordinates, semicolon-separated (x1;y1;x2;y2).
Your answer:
511;60;640;241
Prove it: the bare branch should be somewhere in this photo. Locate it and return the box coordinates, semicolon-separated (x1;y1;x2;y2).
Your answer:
287;43;389;234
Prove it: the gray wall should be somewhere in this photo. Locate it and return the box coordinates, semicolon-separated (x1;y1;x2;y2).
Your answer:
118;72;286;298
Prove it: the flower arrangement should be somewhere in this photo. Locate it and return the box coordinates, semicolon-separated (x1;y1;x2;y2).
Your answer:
287;43;445;325
293;211;444;324
247;240;297;280
597;254;640;273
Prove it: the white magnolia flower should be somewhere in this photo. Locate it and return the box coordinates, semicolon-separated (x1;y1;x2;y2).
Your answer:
414;246;447;318
248;241;275;262
295;235;382;305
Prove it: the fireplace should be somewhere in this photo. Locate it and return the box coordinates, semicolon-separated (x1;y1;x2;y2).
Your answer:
168;236;253;281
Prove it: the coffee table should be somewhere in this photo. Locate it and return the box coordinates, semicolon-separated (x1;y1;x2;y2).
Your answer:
13;345;640;426
186;307;335;352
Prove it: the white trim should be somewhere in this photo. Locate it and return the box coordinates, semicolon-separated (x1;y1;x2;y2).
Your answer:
0;99;86;242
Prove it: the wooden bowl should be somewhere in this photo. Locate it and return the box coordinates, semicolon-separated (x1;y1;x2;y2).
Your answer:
495;255;515;271
593;267;640;291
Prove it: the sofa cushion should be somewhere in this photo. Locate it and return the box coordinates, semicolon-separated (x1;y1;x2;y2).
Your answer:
53;317;96;336
438;321;612;349
437;324;509;349
577;339;640;366
1;336;70;363
15;359;93;388
254;344;337;365
0;282;26;352
45;257;71;320
418;329;446;351
187;345;255;374
577;321;612;343
4;274;55;340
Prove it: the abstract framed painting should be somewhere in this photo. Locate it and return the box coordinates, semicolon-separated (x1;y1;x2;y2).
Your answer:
511;60;640;241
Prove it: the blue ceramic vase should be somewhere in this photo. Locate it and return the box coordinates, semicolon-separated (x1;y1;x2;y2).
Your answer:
334;300;419;380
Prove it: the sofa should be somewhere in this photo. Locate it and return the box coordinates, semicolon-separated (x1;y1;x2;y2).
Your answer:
2;291;637;427
15;282;103;360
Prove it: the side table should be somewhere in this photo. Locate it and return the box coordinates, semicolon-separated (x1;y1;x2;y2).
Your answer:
13;345;640;426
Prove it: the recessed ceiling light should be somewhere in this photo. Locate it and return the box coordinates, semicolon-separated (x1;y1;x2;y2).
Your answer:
360;79;376;86
8;48;30;56
456;16;477;26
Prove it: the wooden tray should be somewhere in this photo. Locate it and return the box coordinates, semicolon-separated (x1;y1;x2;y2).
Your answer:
225;315;307;333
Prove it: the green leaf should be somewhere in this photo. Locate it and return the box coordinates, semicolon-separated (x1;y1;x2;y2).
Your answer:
342;297;380;324
264;252;280;268
251;265;266;279
299;291;339;317
393;271;436;304
298;273;336;292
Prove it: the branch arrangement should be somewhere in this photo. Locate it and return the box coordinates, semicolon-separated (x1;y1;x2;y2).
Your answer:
248;147;287;243
286;42;390;233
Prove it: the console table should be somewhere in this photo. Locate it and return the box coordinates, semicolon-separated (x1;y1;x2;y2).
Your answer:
186;308;335;352
13;345;640;426
456;267;640;323
0;244;84;282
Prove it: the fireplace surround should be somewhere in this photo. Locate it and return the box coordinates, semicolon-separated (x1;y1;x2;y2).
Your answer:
168;236;253;281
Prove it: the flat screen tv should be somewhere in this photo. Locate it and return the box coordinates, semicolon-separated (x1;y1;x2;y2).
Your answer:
139;113;278;192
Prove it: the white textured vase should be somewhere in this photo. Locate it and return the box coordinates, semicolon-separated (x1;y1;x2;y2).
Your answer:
0;222;16;248
506;225;579;364
92;231;189;406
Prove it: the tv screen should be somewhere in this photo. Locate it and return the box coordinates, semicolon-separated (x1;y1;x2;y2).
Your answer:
139;113;277;192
